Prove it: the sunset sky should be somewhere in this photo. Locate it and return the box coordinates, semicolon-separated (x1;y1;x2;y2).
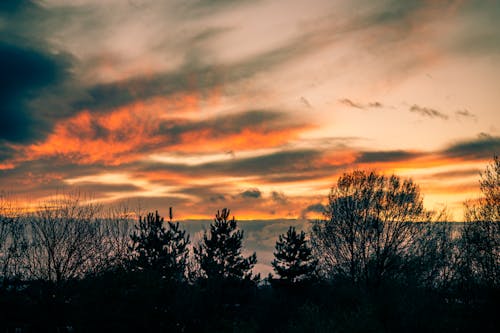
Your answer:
1;0;499;220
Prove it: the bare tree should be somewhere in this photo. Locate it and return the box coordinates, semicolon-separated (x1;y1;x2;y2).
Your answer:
407;212;460;289
0;194;27;286
25;192;104;285
459;155;500;287
312;170;430;286
100;203;135;270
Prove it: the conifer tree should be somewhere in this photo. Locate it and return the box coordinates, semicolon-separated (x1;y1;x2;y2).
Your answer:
272;226;317;283
194;208;257;281
129;210;189;281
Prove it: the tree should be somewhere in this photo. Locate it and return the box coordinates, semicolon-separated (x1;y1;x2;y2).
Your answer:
100;203;136;270
25;192;105;285
272;226;317;283
460;155;500;287
407;218;460;289
312;170;430;286
194;208;257;281
0;195;27;287
129;209;190;281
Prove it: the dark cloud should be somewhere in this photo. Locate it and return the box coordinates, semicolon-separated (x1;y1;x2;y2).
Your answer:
450;1;500;57
179;0;256;17
339;98;363;109
366;0;424;26
138;149;326;183
69;182;142;194
368;102;383;108
301;203;325;219
0;1;83;145
160;109;290;140
0;42;71;143
0;157;116;194
240;188;262;199
300;96;312;109
410;104;448;120
425;169;480;180
209;194;226;202
0;0;324;149
0;0;30;13
0;144;16;162
199;149;323;177
271;191;288;205
443;134;500;160
455;109;477;120
339;98;384;110
356;150;421;163
73;29;330;114
176;185;228;203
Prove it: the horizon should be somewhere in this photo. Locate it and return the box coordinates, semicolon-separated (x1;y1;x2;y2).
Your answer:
1;1;499;221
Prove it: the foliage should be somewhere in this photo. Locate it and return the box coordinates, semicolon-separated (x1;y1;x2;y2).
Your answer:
129;210;190;281
272;226;317;283
194;208;257;281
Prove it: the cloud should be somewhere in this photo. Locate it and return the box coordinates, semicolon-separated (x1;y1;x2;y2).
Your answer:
13;108;309;166
356;150;422;163
423;169;480;180
240;188;262;199
300;96;312;109
410;104;449;120
339;98;364;109
68;182;142;194
339;98;384;110
301;203;325;219
0;42;72;143
446;1;500;57
455;109;477;120
443;133;500;160
271;191;288;205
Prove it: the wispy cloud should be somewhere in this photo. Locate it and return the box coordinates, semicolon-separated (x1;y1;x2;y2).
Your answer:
410;104;449;120
455;109;477;121
443;133;500;160
240;188;262;199
339;98;384;110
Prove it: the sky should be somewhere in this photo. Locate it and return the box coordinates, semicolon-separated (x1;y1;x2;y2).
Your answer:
1;0;499;221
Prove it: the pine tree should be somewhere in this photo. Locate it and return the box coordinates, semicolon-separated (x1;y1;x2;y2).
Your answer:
194;208;257;281
272;226;317;283
129;210;189;281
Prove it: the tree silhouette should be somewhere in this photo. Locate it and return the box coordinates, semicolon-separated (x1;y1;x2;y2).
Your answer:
194;208;257;281
312;170;430;286
0;196;27;287
25;192;104;285
129;209;190;281
272;226;317;284
460;155;499;287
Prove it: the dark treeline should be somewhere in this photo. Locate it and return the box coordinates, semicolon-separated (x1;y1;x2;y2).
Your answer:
0;156;498;332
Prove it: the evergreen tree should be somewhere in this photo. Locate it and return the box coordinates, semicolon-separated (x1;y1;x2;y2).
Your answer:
129;210;189;281
194;208;257;281
272;226;317;283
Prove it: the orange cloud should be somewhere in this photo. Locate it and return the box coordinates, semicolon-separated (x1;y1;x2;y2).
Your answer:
14;96;311;167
